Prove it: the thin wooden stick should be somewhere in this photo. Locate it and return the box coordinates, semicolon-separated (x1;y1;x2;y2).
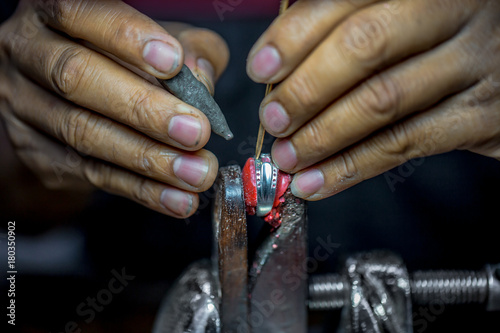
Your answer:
279;0;289;14
254;0;289;159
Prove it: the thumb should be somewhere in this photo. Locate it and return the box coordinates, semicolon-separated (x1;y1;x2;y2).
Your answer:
176;27;230;95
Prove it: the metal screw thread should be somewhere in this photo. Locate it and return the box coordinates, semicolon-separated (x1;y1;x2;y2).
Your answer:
308;274;346;310
410;270;488;305
308;270;489;310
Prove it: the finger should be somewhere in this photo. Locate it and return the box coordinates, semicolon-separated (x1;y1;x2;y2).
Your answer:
260;0;479;137
289;79;500;200
89;24;231;95
5;26;210;151
176;27;230;83
3;108;198;217
272;29;481;172
8;73;218;193
247;0;383;83
4;114;198;217
35;0;183;79
82;159;200;218
1;109;90;190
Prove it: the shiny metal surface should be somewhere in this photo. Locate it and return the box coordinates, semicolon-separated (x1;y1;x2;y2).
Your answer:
152;260;220;333
338;251;413;333
249;191;308;333
308;273;347;310
255;154;278;217
486;264;500;311
411;270;488;305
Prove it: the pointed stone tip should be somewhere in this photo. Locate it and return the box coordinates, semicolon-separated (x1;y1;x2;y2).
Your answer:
213;127;233;141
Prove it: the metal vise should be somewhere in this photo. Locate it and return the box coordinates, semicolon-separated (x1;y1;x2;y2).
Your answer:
152;165;307;333
151;165;500;333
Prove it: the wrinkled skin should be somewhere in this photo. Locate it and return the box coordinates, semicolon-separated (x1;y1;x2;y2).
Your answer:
247;0;500;200
0;0;229;218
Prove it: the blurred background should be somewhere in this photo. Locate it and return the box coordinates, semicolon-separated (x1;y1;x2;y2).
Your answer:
1;1;500;332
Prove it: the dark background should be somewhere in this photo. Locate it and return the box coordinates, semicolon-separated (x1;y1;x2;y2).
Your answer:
1;1;500;332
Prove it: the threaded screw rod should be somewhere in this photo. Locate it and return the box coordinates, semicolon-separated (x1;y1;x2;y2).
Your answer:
308;265;500;311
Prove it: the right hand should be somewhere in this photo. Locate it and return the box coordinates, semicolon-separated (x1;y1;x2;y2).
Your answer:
0;0;229;218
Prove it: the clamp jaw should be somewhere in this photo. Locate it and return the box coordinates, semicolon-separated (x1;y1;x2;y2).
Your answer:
152;165;307;333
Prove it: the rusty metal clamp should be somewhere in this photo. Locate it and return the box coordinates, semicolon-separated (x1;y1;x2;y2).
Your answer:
152;165;308;333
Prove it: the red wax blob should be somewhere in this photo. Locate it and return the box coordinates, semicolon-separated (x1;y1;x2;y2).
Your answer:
242;157;257;215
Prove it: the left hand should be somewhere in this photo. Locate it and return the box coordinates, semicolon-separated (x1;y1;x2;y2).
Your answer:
0;0;229;218
247;0;500;200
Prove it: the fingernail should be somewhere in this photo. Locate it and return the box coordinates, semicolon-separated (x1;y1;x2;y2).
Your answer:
173;155;209;187
143;40;179;74
168;115;202;147
251;45;281;80
160;188;193;216
262;101;290;134
291;169;325;197
272;140;298;170
197;58;215;83
194;58;215;95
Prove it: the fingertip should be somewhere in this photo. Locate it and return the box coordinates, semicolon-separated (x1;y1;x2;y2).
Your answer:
143;37;184;79
194;58;216;95
176;27;229;80
272;139;298;171
198;150;219;192
260;101;290;136
167;111;210;151
195;111;212;149
184;56;216;95
172;149;218;193
160;187;198;218
183;193;200;218
290;169;325;199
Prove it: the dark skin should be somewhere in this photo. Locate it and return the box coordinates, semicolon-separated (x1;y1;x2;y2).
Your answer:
0;0;229;218
1;0;499;218
247;0;500;200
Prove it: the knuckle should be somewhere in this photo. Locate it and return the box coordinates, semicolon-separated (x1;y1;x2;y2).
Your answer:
375;123;413;160
2;27;26;59
457;79;500;147
286;72;321;111
356;74;401;121
127;88;158;131
50;46;92;96
134;141;158;175
300;121;332;156
113;16;141;45
335;151;359;182
82;159;108;189
130;178;155;207
2;114;33;149
41;0;80;28
60;109;96;150
340;12;389;66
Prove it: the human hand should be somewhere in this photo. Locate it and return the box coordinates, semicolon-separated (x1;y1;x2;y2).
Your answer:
247;0;500;200
0;0;229;218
